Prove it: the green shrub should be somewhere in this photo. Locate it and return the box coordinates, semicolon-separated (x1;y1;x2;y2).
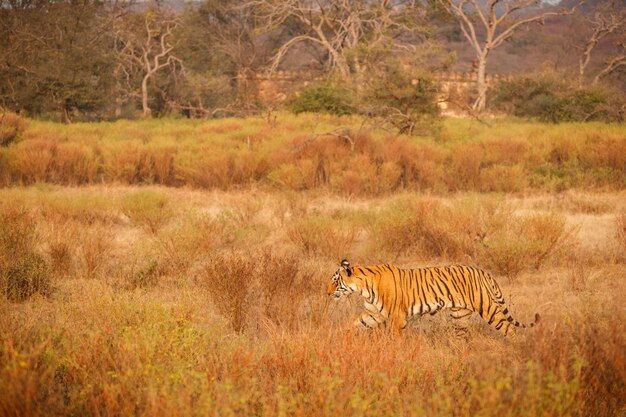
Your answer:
289;84;356;116
364;64;441;135
0;207;53;302
1;252;52;302
490;75;625;123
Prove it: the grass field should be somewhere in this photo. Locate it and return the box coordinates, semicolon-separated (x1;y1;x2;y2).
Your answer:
1;114;625;192
1;115;625;416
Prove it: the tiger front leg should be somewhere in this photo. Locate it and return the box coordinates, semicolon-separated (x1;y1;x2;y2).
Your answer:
355;301;385;329
390;314;408;337
355;311;386;329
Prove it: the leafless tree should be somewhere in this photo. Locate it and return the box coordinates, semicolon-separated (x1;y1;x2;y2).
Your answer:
246;0;422;79
115;6;181;117
436;0;578;112
577;1;625;87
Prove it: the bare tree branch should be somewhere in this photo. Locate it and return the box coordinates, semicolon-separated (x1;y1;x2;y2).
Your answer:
437;0;579;111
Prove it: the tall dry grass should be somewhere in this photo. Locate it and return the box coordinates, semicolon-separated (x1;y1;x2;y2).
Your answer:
0;186;625;416
0;116;624;193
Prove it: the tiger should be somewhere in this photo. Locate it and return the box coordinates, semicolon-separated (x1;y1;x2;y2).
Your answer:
327;259;539;336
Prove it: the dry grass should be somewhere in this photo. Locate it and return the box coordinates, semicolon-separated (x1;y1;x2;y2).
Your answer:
0;115;624;193
0;183;624;416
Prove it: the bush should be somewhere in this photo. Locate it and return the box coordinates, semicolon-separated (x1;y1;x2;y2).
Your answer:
121;190;174;234
0;207;53;302
0;110;28;147
1;252;52;302
201;252;257;333
128;259;160;289
490;75;625;123
617;211;626;256
364;64;441;135
287;214;358;260
78;225;113;279
289;83;356;116
369;197;487;260
257;250;308;330
477;212;575;278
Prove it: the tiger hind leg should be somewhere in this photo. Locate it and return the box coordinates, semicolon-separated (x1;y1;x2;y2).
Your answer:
449;308;473;337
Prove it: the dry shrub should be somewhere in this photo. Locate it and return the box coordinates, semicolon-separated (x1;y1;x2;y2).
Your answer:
221;195;264;227
287;214;357;260
49;144;100;185
577;316;626;415
370;197;573;273
156;214;235;276
482;138;530;165
270;132;374;192
579;138;626;173
478;212;575;278
151;147;176;185
257;250;309;330
0;110;28;147
550;193;614;214
268;159;319;190
567;260;592;293
121;190;174;234
376;137;446;191
15;140;56;184
0;206;52;301
479;165;526;192
449;143;482;190
39;195;119;226
186;150;266;189
547;139;578;166
0;206;37;261
271;192;309;226
330;155;384;196
78;225;113;278
48;239;74;278
127;260;160;289
201;249;309;332
201;251;257;333
370;197;497;261
46;222;78;279
0;150;12;186
103;146;154;184
201;121;243;134
616;211;626;257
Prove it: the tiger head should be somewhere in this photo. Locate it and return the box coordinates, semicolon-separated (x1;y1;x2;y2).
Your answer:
327;259;356;300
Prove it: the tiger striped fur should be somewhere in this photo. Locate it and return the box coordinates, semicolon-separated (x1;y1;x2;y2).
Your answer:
327;260;539;336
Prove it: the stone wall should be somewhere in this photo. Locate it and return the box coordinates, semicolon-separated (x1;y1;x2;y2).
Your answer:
246;70;512;112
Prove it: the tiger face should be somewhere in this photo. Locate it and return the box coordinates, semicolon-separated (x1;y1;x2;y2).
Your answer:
327;259;354;300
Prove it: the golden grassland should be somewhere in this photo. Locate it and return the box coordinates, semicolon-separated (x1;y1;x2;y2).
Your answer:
0;114;625;192
1;115;626;416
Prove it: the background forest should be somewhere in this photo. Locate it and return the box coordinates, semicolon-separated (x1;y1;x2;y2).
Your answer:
1;0;624;124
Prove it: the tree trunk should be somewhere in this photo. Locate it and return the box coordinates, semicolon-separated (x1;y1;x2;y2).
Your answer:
141;75;152;118
473;54;488;112
60;104;72;124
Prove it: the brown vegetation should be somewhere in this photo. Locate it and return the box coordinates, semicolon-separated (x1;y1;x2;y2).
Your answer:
0;184;624;416
0;116;624;193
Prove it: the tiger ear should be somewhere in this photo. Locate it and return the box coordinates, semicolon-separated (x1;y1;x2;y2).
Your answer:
340;259;352;277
